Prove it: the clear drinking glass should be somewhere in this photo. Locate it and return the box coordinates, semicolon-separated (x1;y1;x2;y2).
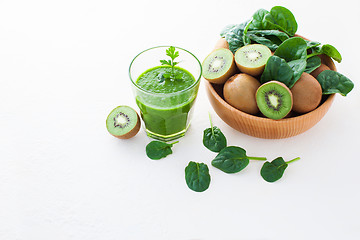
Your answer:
129;46;202;142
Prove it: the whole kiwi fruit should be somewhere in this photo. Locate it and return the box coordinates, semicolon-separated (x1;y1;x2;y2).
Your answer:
310;64;330;78
213;38;229;50
223;73;260;115
291;72;323;113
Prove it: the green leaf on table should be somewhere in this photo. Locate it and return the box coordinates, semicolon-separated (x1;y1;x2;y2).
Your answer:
203;113;227;153
146;141;178;160
260;157;300;183
185;161;211;192
212;146;266;174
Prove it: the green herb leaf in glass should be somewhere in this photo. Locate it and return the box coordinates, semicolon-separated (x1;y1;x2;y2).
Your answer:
146;140;178;160
260;157;300;183
185;161;211;192
160;46;181;80
212;146;267;174
203;113;227;153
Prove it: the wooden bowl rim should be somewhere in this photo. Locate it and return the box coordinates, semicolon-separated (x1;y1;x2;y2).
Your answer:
205;80;335;123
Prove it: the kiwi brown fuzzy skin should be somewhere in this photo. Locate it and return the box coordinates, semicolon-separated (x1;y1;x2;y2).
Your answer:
203;48;237;84
310;64;330;78
291;72;322;114
223;73;260;115
214;38;229;50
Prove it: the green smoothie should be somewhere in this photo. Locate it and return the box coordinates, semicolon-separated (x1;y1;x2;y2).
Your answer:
135;65;198;139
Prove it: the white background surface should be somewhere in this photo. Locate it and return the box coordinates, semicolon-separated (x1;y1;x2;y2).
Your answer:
1;0;360;239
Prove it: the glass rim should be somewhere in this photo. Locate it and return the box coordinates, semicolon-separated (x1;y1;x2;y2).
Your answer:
129;45;202;96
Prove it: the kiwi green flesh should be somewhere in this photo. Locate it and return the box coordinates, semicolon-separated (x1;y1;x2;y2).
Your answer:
202;48;234;80
256;81;292;120
235;44;271;68
106;106;140;139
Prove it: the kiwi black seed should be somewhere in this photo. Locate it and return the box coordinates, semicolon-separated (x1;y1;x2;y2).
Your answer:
202;48;237;84
106;105;140;139
235;44;272;77
256;81;293;120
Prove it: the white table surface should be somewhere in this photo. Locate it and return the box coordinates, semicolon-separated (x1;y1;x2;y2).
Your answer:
1;0;360;239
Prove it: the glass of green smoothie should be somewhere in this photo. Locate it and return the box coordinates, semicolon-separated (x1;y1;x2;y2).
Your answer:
129;46;202;141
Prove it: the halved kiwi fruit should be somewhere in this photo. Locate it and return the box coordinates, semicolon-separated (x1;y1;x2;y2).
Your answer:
202;48;237;84
235;44;272;77
256;81;293;120
106;106;140;139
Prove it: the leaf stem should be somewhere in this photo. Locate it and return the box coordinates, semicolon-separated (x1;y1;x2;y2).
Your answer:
286;157;300;164
306;52;320;59
208;112;215;136
247;156;267;161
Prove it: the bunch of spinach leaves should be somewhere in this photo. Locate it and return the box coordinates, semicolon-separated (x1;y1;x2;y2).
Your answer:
261;37;308;88
220;5;354;96
221;6;298;53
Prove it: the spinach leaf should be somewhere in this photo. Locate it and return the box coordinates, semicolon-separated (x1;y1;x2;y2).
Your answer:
260;56;293;86
307;44;342;63
220;24;237;38
146;141;178;160
248;8;269;30
246;30;289;51
249;7;298;36
203;113;227;152
321;44;342;63
222;21;249;53
262;37;307;87
287;59;307;87
266;6;298;36
185;161;211;192
260;157;300;183
212;146;266;174
305;56;321;73
274;37;307;62
316;70;354;96
305;40;321;49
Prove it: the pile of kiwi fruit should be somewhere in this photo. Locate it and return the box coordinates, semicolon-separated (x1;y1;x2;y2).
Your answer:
202;40;325;120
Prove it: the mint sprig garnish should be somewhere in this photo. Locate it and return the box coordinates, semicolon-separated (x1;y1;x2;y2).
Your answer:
159;46;183;81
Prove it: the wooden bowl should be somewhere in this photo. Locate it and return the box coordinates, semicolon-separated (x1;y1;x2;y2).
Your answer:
205;54;336;139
